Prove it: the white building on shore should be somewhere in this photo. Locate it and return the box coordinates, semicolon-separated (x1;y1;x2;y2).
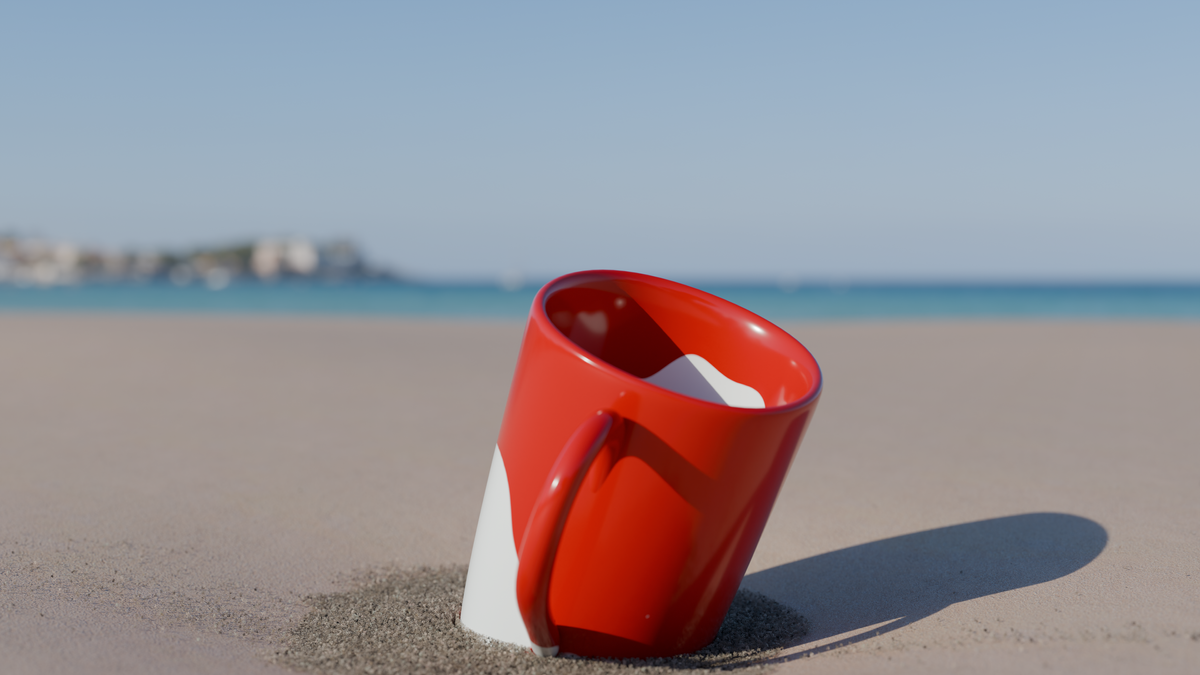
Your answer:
251;238;320;280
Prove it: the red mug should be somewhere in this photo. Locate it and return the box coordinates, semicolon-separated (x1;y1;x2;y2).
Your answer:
460;270;821;658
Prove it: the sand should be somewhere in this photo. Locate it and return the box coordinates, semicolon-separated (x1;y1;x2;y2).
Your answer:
2;315;1198;674
274;565;805;674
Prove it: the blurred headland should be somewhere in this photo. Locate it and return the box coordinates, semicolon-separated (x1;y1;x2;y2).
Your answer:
0;234;396;290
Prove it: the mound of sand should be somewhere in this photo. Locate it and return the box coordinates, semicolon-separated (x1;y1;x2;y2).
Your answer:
274;566;807;674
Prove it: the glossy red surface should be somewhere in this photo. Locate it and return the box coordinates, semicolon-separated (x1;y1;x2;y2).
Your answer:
517;411;616;651
500;270;822;658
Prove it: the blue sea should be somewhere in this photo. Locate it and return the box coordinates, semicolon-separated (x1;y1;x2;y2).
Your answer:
2;282;1199;323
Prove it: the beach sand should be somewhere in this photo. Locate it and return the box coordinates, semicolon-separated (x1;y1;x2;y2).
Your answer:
2;315;1197;673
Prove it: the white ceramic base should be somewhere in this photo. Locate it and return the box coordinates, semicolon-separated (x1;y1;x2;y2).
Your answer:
460;445;531;648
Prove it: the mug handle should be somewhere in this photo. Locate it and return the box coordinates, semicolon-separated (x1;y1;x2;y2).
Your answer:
516;410;618;657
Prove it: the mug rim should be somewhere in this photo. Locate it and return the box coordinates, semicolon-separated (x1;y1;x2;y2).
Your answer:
532;269;823;414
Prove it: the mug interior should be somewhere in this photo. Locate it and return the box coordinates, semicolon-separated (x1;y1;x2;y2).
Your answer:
542;272;820;409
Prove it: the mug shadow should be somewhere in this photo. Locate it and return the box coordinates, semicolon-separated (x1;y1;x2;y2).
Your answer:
740;512;1107;661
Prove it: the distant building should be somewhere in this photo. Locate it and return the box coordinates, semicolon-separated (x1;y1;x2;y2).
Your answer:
0;237;83;286
252;237;322;279
251;239;285;279
285;239;318;275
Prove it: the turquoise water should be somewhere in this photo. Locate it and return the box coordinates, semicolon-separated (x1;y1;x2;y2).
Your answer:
2;282;1199;322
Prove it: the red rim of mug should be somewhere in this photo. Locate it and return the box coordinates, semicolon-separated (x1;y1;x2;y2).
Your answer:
530;269;823;414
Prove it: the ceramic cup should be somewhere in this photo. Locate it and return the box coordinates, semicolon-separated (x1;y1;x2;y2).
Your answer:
460;270;822;658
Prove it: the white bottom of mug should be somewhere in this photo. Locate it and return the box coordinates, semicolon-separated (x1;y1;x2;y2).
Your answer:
460;445;532;649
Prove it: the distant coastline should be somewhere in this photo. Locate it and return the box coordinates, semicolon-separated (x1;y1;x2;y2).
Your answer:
0;235;397;289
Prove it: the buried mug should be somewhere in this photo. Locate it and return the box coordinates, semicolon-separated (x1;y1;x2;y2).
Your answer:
460;270;822;658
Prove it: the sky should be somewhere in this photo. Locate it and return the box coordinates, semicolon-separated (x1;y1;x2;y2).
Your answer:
1;1;1197;283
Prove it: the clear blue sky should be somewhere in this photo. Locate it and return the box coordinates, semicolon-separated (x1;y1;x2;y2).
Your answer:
2;1;1197;282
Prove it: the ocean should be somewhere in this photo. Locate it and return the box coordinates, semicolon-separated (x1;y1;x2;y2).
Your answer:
2;282;1199;323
